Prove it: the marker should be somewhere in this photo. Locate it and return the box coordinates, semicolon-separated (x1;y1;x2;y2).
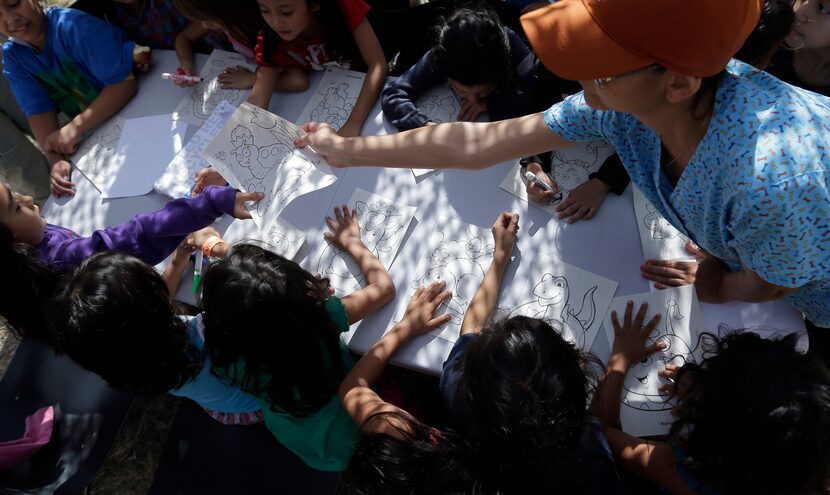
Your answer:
193;251;204;295
162;72;203;83
524;170;554;192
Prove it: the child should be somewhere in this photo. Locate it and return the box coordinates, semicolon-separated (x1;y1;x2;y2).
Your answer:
109;0;224;51
47;251;264;425
1;2;144;197
602;306;830;495
438;215;623;493
251;0;388;137
382;7;536;130
201;205;395;471
768;0;830;95
0;182;261;338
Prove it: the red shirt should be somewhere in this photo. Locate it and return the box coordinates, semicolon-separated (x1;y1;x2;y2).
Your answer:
255;0;369;71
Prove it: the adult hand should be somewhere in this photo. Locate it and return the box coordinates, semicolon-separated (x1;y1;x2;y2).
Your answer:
46;124;82;155
641;241;705;289
491;212;519;258
192;167;228;195
174;65;199;88
294;122;349;167
609;301;664;369
49;160;75;197
232;190;265;219
323;205;361;250
556;178;610;223
524;162;559;204
398;281;453;337
217;66;255;89
458;98;486;122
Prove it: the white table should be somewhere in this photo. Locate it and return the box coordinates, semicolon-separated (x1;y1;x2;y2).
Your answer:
42;50;806;375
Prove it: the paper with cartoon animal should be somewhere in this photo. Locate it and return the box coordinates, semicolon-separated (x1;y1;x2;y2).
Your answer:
313;188;417;296
154;101;235;199
632;186;695;262
202;102;338;233
499;140;615;215
78;114;186;199
261;217;306;260
173;49;256;127
297;66;366;131
408;85;461;178
603;284;704;437
72;116;125;192
390;217;495;343
505;254;618;352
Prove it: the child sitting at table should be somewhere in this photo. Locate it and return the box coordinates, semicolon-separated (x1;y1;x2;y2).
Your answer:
200;205;395;471
600;307;830;495
0;181;261;339
382;7;536;130
47;251;264;425
250;0;388;137
0;2;148;197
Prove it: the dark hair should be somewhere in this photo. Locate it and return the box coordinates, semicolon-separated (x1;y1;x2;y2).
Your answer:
734;0;794;69
173;0;263;50
0;222;59;340
47;252;202;395
433;7;513;88
670;332;830;495
259;0;359;69
339;411;479;495
201;243;345;417
453;316;596;493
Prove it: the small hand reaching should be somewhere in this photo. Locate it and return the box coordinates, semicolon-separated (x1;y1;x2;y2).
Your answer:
492;211;519;257
524;162;560;205
232;190;265;219
398;281;453;337
217;66;256;89
324;205;362;250
556;178;610;223
609;301;664;369
641;241;706;289
192;167;228;195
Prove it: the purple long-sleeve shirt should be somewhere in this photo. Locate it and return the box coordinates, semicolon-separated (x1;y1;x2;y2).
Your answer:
35;186;236;271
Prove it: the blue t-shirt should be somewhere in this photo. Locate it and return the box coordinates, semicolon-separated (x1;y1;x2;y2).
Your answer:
544;60;830;326
2;7;135;118
168;314;261;414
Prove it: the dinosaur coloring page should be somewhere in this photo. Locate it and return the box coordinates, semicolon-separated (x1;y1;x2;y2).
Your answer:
297;66;365;130
499;140;615;215
72;116;125;193
508;255;617;352
391;217;495;343
632;186;695;262
313;189;417;295
604;284;704;436
174;50;256;128
155;101;235;198
202;103;337;233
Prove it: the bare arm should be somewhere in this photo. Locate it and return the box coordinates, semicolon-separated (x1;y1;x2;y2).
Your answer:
605;428;697;495
338;19;388;137
248;65;281;109
296;112;574;170
162;245;192;296
28;112;74;196
174;23;209;78
460;212;519;336
697;262;798;304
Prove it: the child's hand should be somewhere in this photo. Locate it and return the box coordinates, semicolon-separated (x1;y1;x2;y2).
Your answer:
524;162;560;204
556;177;610;223
492;212;519;258
185;226;222;251
641;241;703;289
324;205;361;250
192;167;228;195
458;98;486;122
175;66;199;88
232;190;265;219
398;281;453;337
294;122;349;167
218;66;255;89
49;160;75;197
46;124;82;155
658;363;694;400
609;301;665;371
133;46;152;73
170;239;196;267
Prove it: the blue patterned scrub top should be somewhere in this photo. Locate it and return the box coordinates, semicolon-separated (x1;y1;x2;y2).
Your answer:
544;60;830;326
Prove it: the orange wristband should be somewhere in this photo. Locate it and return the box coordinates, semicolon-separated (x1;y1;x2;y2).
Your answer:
201;236;225;258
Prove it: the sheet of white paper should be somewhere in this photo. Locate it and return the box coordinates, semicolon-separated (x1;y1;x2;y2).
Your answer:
202;102;337;232
632;186;695;262
313;189;417;296
499;140;615;213
154;101;236;198
504;254;618;352
260;216;306;260
603;285;704;437
699;299;809;356
72;117;125;193
296;66;366;130
173;50;256;127
390;217;495;343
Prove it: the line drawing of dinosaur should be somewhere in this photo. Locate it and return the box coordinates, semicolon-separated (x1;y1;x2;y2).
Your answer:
75;121;123;180
548;140;608;206
309;83;355;129
643;203;689;242
511;274;598;350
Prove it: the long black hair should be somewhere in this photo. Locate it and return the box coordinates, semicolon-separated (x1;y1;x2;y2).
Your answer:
670;332;830;495
174;0;264;50
734;0;794;69
201;243;346;417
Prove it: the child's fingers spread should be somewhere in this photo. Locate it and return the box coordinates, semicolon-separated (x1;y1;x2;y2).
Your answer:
611;310;622;333
623;301;634;326
643;313;662;335
634;302;649;327
325;215;337;230
432;290;452;309
429;313;452;328
426;281;447;298
645;341;667;356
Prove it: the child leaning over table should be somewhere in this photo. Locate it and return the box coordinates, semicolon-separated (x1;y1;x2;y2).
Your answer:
0;1;150;197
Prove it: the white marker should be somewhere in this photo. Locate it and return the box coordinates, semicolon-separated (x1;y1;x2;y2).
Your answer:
162;72;203;83
524;170;554;192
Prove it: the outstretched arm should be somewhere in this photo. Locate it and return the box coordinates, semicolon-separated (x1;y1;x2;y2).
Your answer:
605;428;696;495
338;19;388;137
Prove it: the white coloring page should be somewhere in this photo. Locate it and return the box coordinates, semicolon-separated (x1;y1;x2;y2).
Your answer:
72;117;125;193
416;84;459;125
260;216;306;260
632;186;695;261
297;66;365;130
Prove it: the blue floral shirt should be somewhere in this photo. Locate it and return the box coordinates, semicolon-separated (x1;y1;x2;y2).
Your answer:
544;60;830;326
